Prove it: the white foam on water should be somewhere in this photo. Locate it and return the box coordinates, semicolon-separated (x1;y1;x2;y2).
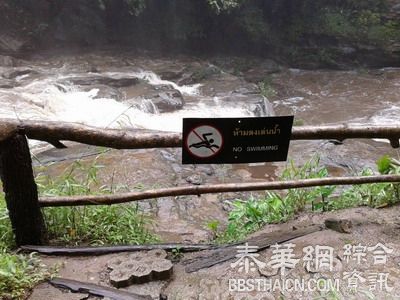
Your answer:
0;70;252;134
369;105;400;125
129;105;253;132
102;70;202;96
348;105;400;144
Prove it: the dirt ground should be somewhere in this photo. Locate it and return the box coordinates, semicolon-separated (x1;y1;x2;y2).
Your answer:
28;204;400;300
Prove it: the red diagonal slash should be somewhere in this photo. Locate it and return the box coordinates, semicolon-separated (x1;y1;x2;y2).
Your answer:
192;129;216;153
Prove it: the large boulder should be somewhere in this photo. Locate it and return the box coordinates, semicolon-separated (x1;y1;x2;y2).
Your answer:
63;76;140;88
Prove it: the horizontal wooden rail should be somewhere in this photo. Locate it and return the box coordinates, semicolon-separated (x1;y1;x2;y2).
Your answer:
39;174;400;207
1;118;400;148
2;119;400;245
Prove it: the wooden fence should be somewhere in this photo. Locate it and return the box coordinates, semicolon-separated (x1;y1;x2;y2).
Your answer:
1;118;400;246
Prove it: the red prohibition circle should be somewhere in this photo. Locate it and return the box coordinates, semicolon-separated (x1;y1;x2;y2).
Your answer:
185;125;223;159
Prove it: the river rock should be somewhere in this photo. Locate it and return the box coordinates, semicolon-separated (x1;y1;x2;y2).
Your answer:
2;68;37;80
185;174;203;185
108;249;173;288
325;218;352;233
243;59;281;83
127;87;184;113
65;76;140;88
179;65;221;85
217;91;275;117
159;70;184;81
80;84;124;101
153;89;184;111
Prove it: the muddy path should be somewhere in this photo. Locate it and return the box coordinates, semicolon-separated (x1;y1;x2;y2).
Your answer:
29;205;400;300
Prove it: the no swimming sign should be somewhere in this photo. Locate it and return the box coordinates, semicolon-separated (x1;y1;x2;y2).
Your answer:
182;116;294;164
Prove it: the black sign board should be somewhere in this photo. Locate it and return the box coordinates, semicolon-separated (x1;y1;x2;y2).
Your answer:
182;116;293;164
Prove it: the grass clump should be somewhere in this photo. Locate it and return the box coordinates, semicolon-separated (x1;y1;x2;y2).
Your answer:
0;251;52;300
36;157;159;245
329;155;400;210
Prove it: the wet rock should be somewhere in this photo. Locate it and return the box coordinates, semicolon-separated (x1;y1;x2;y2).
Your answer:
243;59;281;83
81;85;124;101
2;68;37;80
151;89;184;112
325;218;352;234
66;76;140;88
159;70;184;81
108;250;173;288
217;91;275;117
127;85;184;113
179;65;221;84
185;174;203;185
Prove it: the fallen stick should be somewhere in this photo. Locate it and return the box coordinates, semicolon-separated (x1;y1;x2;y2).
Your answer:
183;225;324;273
21;243;216;255
39;174;400;207
49;277;153;300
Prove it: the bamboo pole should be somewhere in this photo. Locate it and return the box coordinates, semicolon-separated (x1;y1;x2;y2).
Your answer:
1;118;400;149
39;174;400;207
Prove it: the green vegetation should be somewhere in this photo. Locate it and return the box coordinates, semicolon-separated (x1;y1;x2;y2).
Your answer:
329;156;400;210
0;198;13;251
36;158;159;245
210;155;400;243
0;251;54;300
0;193;54;299
258;77;277;99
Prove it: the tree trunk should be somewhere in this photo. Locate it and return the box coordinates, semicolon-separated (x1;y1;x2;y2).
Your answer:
0;134;46;246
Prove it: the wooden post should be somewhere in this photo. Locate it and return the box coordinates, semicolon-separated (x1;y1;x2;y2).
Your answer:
0;134;46;246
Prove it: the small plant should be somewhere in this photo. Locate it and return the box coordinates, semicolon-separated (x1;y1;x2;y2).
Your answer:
281;156;335;212
0;251;54;299
258;77;277;99
171;247;183;261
